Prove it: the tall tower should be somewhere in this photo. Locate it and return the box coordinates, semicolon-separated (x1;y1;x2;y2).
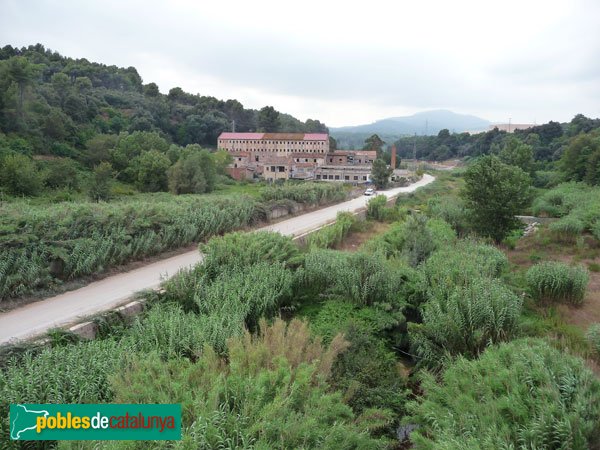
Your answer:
391;145;397;169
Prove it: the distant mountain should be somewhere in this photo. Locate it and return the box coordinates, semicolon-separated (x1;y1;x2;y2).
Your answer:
331;110;491;136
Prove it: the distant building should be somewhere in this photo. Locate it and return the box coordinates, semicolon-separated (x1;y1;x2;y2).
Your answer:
489;124;535;133
218;132;375;183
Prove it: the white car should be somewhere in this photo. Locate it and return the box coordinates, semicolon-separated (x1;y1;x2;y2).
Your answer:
364;188;375;196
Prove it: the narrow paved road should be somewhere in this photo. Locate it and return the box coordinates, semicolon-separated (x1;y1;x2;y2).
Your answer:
0;174;434;344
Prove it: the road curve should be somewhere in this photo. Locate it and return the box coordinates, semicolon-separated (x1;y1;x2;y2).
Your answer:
0;174;435;344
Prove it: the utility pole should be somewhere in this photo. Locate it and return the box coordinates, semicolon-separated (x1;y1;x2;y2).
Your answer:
413;133;417;165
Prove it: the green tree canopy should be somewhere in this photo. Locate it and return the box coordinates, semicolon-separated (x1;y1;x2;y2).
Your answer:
257;106;280;132
462;155;531;242
370;158;392;189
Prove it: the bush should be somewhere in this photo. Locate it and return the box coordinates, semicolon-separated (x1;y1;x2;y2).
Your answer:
260;182;346;205
549;216;585;242
306;211;356;249
586;323;600;357
366;195;388;221
107;319;389;449
303;249;416;307
0;340;123;445
427;196;470;236
330;326;408;420
0;195;257;300
526;261;589;305
363;216;455;266
408;338;600;449
410;277;522;368
200;231;302;279
122;303;209;360
0;153;45;196
421;240;508;300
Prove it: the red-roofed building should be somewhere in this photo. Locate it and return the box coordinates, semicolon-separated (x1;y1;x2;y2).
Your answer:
218;132;374;183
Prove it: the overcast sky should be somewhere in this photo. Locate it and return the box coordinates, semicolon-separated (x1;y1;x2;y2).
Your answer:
1;0;599;127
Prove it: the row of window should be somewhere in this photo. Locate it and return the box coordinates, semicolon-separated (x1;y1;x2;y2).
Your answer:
223;140;326;145
228;148;325;154
316;174;368;181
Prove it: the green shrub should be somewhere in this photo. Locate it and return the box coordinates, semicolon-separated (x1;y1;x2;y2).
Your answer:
408;338;600;449
427;196;470;236
196;262;294;337
330;326;408;420
526;261;589;305
502;227;524;249
308;299;406;346
306;211;356;249
410;277;522;368
363;216;455;266
107;319;389;449
549;216;585;242
366;195;388;221
200;231;302;279
421;240;508;300
0;340;123;445
586;323;600;357
303;249;416;307
593;220;600;242
260;182;346;205
122;303;209;359
0;195;257;299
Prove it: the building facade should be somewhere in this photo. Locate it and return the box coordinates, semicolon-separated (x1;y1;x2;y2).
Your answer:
218;132;375;183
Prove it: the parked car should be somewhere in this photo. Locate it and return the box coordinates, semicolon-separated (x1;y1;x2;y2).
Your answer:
364;188;375;196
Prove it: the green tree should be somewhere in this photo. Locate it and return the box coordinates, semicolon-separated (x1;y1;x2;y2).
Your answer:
560;133;600;183
499;136;534;175
131;149;171;192
88;162;114;201
370;158;392;189
462;155;531;242
257;106;280;132
51;72;71;107
5;56;41;120
0;153;44;195
167;148;217;194
213;148;233;175
363;134;385;157
43;158;79;190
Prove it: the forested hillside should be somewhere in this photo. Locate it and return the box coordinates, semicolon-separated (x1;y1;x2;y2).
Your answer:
394;115;600;171
0;43;327;199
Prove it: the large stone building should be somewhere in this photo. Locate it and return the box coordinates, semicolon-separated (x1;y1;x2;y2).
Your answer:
218;132;376;183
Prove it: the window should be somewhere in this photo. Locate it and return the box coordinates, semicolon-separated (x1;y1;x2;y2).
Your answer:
344;175;349;180
278;166;285;172
353;176;358;180
329;158;333;163
271;166;276;172
316;174;321;179
363;176;367;180
335;175;340;180
255;156;259;162
313;159;316;162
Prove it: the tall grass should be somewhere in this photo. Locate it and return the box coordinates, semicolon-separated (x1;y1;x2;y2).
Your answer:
410;277;522;367
306;211;357;249
1;182;344;300
526;261;589;305
0;339;123;447
408;338;600;449
260;181;346;204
